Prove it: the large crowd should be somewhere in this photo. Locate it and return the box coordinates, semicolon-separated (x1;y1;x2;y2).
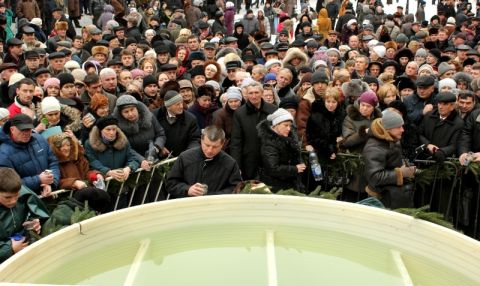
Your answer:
1;0;480;262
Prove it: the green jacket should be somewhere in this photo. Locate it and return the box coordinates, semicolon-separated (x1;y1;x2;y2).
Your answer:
0;186;50;263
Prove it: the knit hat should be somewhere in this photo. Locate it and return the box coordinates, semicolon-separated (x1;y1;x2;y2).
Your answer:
358;90;378;107
90;93;109;111
71;68;87;83
8;73;24;86
143;75;158;89
267;108;294;126
347;19;357;27
130;68;145;79
396;33;409;43
65;60;81;70
313;60;328;70
0;108;9;120
225;1;234;8
415;48;427;57
264;73;277;83
30;18;42;27
265;59;282;71
57;73;75;89
418;64;434;75
446;17;456;25
438;62;454;77
41;96;61;114
382;110;404;129
43;78;60;89
311;69;329;84
372;45;386;58
226;86;243;101
96;115;118;131
205;80;220;91
164;90;183;107
326;48;341;58
116;94;138;110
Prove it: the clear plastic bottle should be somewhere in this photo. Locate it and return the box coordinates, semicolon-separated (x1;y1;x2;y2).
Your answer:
146;140;157;163
309;151;323;181
93;177;106;190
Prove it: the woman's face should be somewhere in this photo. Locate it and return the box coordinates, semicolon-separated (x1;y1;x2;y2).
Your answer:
60;139;71;158
101;125;117;141
47;86;60;97
96;105;109;117
301;81;312;91
143;62;154;75
272;120;292;137
121;106;139;122
135;48;144;61
227;98;241;110
177;49;186;61
205;65;217;79
197;95;212;108
45;111;61;125
262;89;275;104
359;102;374;118
383;91;397;105
325;97;338;112
158;73;169;87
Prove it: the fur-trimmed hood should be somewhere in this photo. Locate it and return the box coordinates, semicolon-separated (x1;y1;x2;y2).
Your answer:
113;101;153;136
88;126;129;152
48;135;83;163
282;47;309;67
36;103;82;132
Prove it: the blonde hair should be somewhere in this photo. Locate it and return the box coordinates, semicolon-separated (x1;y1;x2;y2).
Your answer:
324;86;340;101
376;83;398;101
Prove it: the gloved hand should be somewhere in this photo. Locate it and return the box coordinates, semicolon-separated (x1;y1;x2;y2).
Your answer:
432;149;446;164
400;166;416;179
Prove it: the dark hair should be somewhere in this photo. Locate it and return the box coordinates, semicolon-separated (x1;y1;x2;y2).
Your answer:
458;90;476;101
84;73;100;86
0;168;21;193
16;78;35;88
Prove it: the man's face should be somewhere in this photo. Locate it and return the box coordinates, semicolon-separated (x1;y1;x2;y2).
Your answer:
17;83;34;105
355;57;367;72
86;81;103;96
115;30;125;39
119;71;132;87
405;62;418;76
458;97;475;113
438;31;448;41
348;36;359;49
57;29;67;38
188;38;199;51
191;59;204;68
9;45;22;57
167;101;184;115
201;136;224;159
204;48;216;59
165;70;176;81
73;38;84;49
25;57;40;70
276;70;292;89
192;75;206;87
417;85;434;99
36;73;50;86
157;52;169;64
369;65;380;76
10;126;32;144
227;68;237;81
101;75;117;92
144;84;158;97
438;102;455;117
247;86;263;106
22;32;35;44
313;82;328;95
180;87;194;103
0;191;19;208
50;58;65;70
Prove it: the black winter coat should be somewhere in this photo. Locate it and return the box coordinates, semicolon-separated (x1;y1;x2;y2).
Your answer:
306;99;345;159
458;109;480;155
153;106;200;157
230;100;277;180
166;146;242;198
419;109;464;157
257;120;303;192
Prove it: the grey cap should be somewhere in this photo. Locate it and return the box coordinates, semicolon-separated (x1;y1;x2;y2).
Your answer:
415;75;435;87
89;27;102;35
22;26;35;34
7;38;23;46
225;36;238;43
456;44;471;50
164;90;183;107
382;110;404;129
437;91;456;103
363;24;374;31
362;35;374;41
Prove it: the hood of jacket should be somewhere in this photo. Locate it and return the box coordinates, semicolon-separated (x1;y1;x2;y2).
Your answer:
113;101;153;136
282;47;309;67
88;126;129;152
36;104;82;132
48;135;82;163
370;118;396;142
104;5;114;13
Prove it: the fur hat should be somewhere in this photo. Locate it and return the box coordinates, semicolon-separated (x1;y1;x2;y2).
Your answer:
96;115;118;131
342;79;370;101
41;96;61;114
90;94;109;111
384;41;398;51
55;21;68;30
92;45;109;57
57;73;75;89
453;72;473;85
397;76;416;91
267;108;294;126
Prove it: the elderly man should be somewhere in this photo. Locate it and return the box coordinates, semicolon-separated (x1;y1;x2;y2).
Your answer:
100;68;120;97
363;110;416;208
404;75;437;125
166;125;241;198
230;81;277;180
0;114;60;196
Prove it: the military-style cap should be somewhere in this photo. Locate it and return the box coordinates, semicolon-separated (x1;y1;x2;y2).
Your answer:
415;75;435;87
328;30;339;35
467;50;480;56
204;42;216;49
290;39;305;47
444;46;456;53
437;91;456;103
34;67;50;77
24;50;39;59
57;41;72;48
160;63;177;71
225;36;238;43
260;42;274;50
48;52;65;60
0;62;17;72
6;38;23;46
107;59;122;66
265;49;278;56
34;48;46;55
225;60;241;70
89;27;102;35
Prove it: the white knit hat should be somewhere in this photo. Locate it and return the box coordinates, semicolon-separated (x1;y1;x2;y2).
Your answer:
30;18;42;27
8;73;25;86
439;78;457;90
267;108;294;126
226;86;242;101
41;96;61;114
65;60;81;70
372;45;386;58
0;108;9;120
226;1;234;8
265;59;282;71
447;17;456;25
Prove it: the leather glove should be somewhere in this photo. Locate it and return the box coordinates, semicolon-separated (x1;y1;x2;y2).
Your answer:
400;166;416;179
432;149;446;164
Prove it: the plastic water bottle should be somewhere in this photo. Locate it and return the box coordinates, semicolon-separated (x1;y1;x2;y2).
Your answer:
146;140;157;163
309;151;323;181
94;177;106;190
